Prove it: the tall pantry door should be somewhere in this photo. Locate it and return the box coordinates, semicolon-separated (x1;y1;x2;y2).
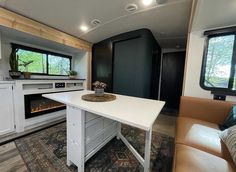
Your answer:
113;37;152;98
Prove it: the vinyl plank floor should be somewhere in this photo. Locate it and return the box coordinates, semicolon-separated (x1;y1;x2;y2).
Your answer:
0;142;28;172
153;114;176;137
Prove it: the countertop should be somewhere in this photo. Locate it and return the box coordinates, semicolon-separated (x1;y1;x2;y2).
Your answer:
0;80;15;84
43;90;165;131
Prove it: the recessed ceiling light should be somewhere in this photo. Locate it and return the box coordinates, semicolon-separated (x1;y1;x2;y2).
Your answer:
80;25;88;32
156;0;168;5
142;0;153;6
91;19;101;26
125;4;138;12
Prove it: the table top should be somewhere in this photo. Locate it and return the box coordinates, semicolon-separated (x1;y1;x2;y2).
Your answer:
43;90;165;131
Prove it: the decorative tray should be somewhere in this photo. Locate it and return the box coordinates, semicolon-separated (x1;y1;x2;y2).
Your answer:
82;94;116;102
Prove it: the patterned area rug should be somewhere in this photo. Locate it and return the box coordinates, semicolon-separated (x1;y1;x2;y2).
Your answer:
15;122;174;172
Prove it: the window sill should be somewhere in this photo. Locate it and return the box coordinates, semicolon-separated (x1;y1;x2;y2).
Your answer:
211;90;236;96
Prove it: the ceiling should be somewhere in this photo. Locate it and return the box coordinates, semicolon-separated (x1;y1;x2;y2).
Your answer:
0;0;192;49
192;0;236;32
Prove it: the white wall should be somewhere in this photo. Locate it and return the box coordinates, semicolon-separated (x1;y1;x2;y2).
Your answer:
73;52;88;79
73;52;89;88
0;33;11;78
182;0;236;102
0;32;2;60
183;31;236;102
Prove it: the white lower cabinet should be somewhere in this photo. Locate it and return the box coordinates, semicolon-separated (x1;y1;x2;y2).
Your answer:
0;84;15;135
67;106;117;166
85;113;117;155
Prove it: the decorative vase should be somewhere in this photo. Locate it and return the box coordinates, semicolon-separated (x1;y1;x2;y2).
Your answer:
23;72;31;79
9;70;21;79
94;88;104;96
69;75;76;79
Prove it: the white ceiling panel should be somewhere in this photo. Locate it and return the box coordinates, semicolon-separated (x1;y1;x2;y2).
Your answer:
192;0;236;32
1;0;192;48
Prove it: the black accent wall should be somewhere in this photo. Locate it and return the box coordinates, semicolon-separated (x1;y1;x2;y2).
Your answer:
92;29;161;99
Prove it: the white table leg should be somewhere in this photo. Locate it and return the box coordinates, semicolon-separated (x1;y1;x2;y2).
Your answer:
67;159;72;166
66;106;85;172
77;110;85;172
116;122;121;140
144;128;152;172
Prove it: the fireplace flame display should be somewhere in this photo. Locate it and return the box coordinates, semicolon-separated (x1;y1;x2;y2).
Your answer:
25;94;66;119
31;100;65;114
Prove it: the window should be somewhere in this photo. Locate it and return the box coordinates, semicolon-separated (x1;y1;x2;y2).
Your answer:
12;44;71;76
200;27;236;93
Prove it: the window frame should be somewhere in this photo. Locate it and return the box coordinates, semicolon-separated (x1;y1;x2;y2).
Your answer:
200;27;236;95
12;43;72;76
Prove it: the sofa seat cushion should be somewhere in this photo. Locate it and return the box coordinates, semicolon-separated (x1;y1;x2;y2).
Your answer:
174;144;236;172
176;117;232;160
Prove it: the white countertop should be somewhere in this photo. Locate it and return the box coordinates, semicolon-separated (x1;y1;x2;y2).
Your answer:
43;90;165;131
0;80;15;84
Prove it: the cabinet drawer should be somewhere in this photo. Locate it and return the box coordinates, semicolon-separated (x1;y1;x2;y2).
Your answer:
85;118;103;142
103;118;114;128
85;134;103;155
85;112;100;122
103;122;117;140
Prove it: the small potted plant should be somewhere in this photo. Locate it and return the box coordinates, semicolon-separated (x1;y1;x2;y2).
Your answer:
9;49;21;78
18;59;34;79
68;70;78;79
93;81;107;96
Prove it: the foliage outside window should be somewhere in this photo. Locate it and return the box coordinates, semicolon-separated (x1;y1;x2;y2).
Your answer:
12;44;71;76
200;28;236;93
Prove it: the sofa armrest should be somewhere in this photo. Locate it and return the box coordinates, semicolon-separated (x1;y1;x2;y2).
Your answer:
179;96;233;124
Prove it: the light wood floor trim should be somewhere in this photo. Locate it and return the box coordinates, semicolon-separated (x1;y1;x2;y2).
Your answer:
0;7;92;52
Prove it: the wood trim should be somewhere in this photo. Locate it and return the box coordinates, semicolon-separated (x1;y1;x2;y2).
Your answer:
0;7;92;52
87;51;92;90
187;0;198;33
182;0;198;96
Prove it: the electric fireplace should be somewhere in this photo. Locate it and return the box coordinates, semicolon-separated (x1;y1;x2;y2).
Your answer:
24;93;66;119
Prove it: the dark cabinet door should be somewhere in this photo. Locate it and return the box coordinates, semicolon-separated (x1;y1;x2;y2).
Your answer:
160;52;186;110
92;29;161;98
113;37;153;98
92;42;113;92
113;38;141;97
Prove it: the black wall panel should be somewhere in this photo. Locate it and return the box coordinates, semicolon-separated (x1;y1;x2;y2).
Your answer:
92;29;161;99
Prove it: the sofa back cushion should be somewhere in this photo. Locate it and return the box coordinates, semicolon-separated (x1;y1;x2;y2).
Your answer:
219;125;236;165
179;96;233;124
220;106;236;130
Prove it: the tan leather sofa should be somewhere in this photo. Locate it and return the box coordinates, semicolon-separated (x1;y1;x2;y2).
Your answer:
173;96;236;172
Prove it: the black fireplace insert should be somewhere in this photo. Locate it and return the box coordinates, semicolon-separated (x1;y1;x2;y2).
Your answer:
24;93;66;119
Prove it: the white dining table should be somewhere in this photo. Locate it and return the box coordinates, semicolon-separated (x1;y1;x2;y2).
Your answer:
43;90;165;172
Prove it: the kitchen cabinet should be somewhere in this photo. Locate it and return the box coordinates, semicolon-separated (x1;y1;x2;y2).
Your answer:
0;83;15;135
66;106;117;162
